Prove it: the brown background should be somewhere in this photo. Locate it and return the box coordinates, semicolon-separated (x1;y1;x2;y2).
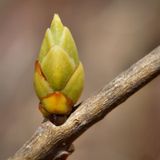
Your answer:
1;0;160;159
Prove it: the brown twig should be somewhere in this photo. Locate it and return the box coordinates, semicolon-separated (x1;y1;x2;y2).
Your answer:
8;46;160;160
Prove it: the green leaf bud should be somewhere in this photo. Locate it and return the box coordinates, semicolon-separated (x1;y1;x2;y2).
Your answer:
34;14;84;116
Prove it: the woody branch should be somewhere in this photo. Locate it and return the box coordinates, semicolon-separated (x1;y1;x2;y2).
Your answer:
8;46;160;160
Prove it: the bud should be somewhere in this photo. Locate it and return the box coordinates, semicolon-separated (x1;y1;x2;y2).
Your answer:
34;14;84;117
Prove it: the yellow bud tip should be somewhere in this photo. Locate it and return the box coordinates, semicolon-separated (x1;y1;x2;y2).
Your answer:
53;14;61;22
51;14;63;29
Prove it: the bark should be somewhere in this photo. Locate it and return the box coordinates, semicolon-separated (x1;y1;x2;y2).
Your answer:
8;46;160;160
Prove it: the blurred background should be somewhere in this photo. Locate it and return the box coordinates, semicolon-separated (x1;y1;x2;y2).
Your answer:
0;0;160;159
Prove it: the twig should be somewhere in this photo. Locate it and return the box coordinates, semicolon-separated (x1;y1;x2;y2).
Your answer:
8;46;160;160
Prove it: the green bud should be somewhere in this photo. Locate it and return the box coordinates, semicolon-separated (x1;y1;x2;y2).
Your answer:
34;14;84;116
